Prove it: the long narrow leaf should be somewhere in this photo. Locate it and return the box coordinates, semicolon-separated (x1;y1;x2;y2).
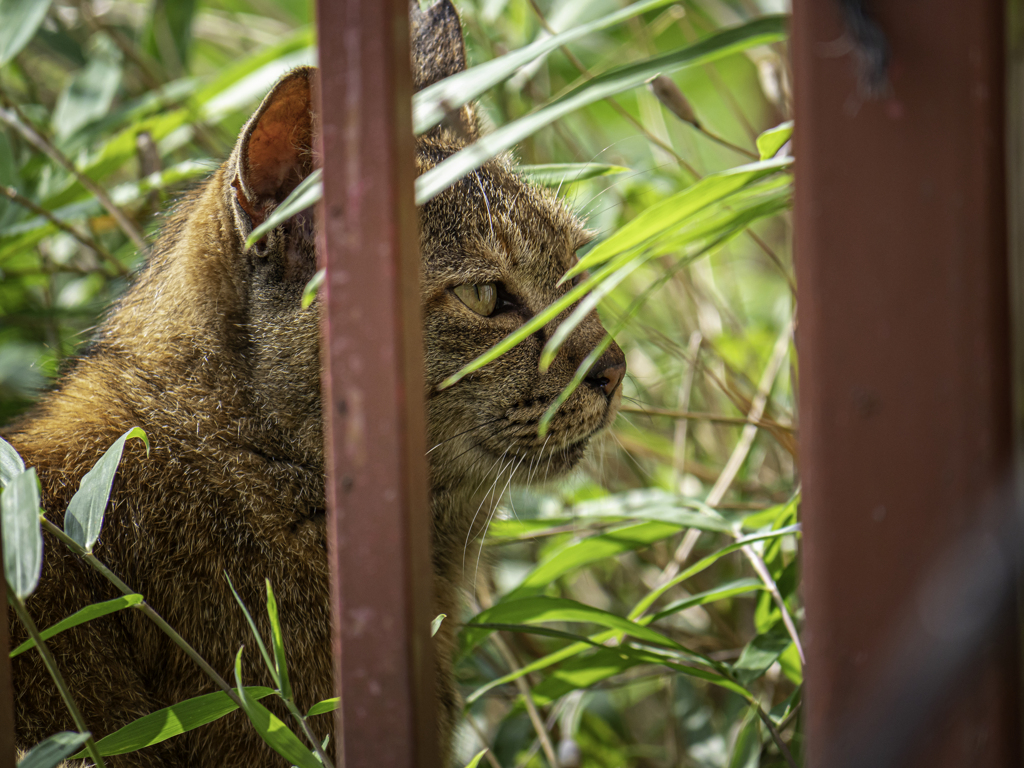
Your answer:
246;168;322;247
10;594;143;657
0;437;24;489
414;0;705;134
65;427;149;553
415;16;788;204
265;580;292;700
233;648;320;768
2;467;41;599
18;731;90;768
225;574;278;689
462;595;687;657
0;0;55;66
519;163;630;186
506;521;687;600
75;688;274;757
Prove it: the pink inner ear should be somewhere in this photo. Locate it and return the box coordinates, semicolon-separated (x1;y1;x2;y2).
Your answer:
244;77;314;207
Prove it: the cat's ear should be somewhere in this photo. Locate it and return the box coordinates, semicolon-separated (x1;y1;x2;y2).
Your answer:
410;0;466;91
232;66;316;229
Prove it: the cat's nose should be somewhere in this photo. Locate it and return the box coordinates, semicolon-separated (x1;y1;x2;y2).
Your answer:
585;359;626;398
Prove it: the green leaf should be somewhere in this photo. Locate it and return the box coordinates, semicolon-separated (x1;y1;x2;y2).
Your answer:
649;578;764;623
526;644;749;707
18;731;90;768
2;467;41;599
301;268;325;309
462;595;688;658
225;573;278;689
10;593;143;657
73;687;274;757
0;436;24;489
506;521;687;600
0;0;55;66
732;626;791;687
65;427;148;553
519;163;630;187
778;639;803;685
464;749;489;768
756;120;793;161
628;525;801;620
431;613;446;637
306;697;339;717
565;157;792;283
415;16;788;204
727;705;762;768
51;33;123;140
265;579;292;700
233;648;321;768
246;168;321;248
414;0;697;134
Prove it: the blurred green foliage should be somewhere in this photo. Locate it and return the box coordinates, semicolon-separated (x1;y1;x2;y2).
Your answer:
0;0;799;766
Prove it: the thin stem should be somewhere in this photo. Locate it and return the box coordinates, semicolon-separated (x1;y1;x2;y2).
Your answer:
620;404;794;433
8;586;106;768
753;699;798;768
40;517;240;705
490;633;559;767
525;0;700;179
280;696;333;768
0;100;149;257
742;544;805;663
0;185;128;277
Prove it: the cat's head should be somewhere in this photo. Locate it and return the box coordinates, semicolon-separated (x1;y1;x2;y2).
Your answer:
227;0;625;486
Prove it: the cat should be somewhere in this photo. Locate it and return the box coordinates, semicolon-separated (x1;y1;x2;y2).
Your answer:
2;0;624;764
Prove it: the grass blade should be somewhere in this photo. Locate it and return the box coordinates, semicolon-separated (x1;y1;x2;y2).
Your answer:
2;467;42;599
10;594;143;657
64;427;149;553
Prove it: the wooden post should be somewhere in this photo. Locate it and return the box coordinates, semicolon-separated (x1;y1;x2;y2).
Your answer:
793;0;1021;765
316;1;439;766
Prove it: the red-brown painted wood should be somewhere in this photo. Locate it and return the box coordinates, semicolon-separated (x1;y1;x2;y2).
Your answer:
316;1;439;766
793;0;1020;765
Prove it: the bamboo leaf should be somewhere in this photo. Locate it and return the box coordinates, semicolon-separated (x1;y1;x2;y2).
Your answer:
65;427;149;553
464;749;489;768
0;0;54;66
732;626;791;687
756;120;793;160
629;525;801;620
519;163;630;187
74;687;274;757
302;268;325;309
233;648;321;768
306;698;339;717
414;0;707;134
225;573;278;689
462;595;687;658
0;436;24;489
265;579;292;700
415;16;788;205
18;731;90;768
1;467;41;599
10;594;143;657
506;521;688;600
246;168;322;248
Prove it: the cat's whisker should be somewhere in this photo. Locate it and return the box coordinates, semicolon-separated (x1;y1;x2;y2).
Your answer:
473;454;527;584
426;416;504;455
473;171;496;241
462;448;512;573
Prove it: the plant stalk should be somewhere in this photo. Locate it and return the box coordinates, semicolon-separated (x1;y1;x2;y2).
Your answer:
40;517;240;706
8;585;106;768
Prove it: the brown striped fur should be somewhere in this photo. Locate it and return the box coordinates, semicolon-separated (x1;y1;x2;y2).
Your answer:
3;2;623;764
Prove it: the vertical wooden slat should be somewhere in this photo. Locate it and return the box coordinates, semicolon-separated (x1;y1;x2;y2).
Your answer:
793;0;1020;766
316;1;439;767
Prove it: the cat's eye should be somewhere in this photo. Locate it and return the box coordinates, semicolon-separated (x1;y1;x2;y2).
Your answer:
454;283;498;316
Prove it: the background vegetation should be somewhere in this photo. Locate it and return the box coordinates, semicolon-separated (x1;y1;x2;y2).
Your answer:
0;0;799;766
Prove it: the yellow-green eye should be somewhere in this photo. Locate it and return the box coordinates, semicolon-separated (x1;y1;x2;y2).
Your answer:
454;283;498;316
